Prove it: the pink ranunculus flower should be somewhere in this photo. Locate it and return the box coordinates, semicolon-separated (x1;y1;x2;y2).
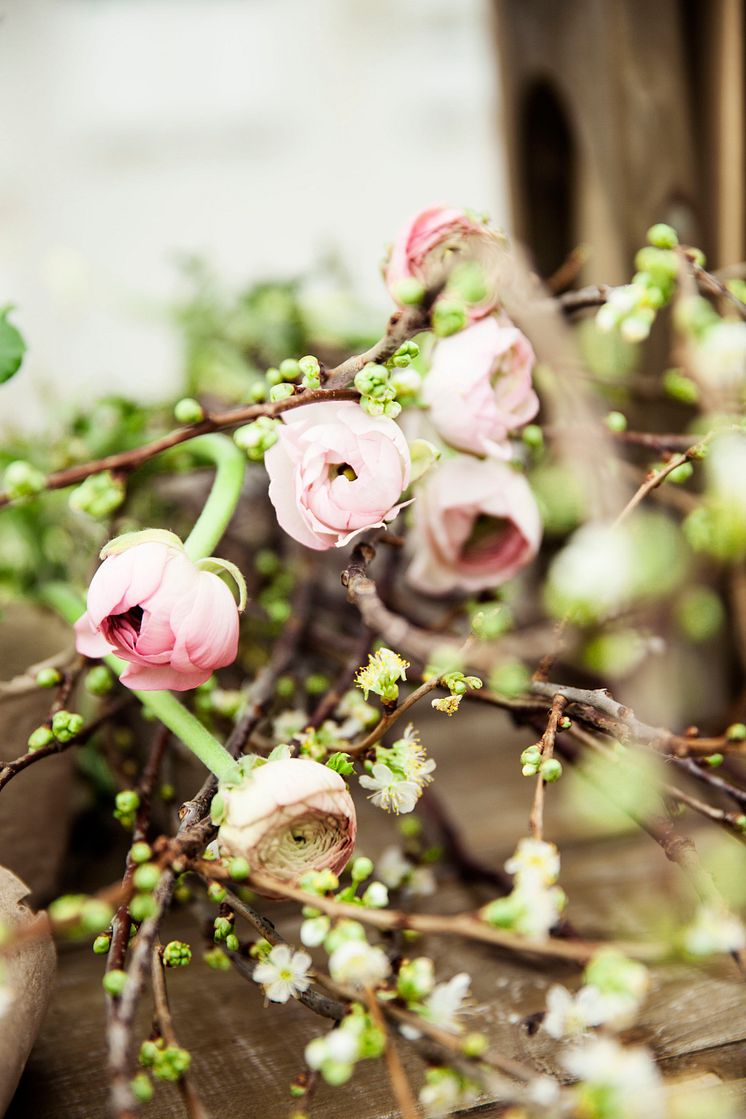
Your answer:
406;455;542;595
385;203;499;317
74;530;241;691
265;401;411;550
217;757;357;888
423;315;539;458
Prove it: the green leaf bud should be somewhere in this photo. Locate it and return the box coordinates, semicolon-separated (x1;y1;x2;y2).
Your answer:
36;666;62;688
228;857;250;881
129;895;157;922
207;882;227;904
115;790;140;816
80;899;114;934
130;1073;153;1103
350;856;374;883
102;969;128;997
393;278;425;305
85;665;114;696
663;368;699;404
604;411;628;433
279;358;301;381
646;223;679;249
269;382;295;402
726;723;746;741
27;725;53;751
225;933;240;952
326;752;355;776
173;397;205;424
93;934;111;955
540;758;563;783
432;299;468;337
521;424;544;450
51;710;84;743
3;460;46;500
132;863;161;893
130;841;152;865
69;471;126;519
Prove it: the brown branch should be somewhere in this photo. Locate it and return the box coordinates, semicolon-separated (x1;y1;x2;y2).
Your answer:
347;676;443;756
528;694;567;841
199;865;661;963
364;987;421;1119
151;942;210;1119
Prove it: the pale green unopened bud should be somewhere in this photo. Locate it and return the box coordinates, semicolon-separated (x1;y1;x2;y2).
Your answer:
173;397;205;424
36;666;62;688
432;299;468;337
269;382;295;402
646;223;679;250
69;471;126;519
27;725;54;751
393;278;425;305
4;460;46;500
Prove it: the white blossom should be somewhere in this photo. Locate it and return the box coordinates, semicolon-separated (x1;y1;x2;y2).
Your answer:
419;1068;478;1118
361;881;389;908
683;903;746;957
543;983;639;1039
299;915;330;947
252;944;312;1003
563;1037;665;1119
512;880;566;938
505;837;560;886
422;972;471;1033
328;939;391;988
359;763;420;814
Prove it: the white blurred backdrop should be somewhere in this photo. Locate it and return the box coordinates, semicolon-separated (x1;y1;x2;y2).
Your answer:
0;0;507;428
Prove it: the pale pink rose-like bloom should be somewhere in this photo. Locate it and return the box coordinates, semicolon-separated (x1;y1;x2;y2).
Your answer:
265;401;411;550
385;204;498;318
74;539;240;691
423;315;539;458
406;455;542;595
218;758;357;888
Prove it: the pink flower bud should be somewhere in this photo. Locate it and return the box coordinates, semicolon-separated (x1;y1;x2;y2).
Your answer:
265;401;411;550
423;316;538;457
406;455;542;595
385;204;499;317
218;758;356;888
74;534;240;691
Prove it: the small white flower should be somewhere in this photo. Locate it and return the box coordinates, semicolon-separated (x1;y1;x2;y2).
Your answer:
388;725;436;790
563;1037;665;1119
300;915;331;947
376;846;411;889
694;320;746;390
362;881;389;908
514;881;566;937
544;984;608;1039
409;866;436;896
505;837;560;886
431;694;462;716
252;944;312;1003
359;763;420;814
683;903;746;957
328;939;391;988
422;973;471;1033
527;1075;561;1107
272;709;308;742
419;1068;477;1118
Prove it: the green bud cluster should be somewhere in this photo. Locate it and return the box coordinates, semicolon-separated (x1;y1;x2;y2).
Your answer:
51;710;84;743
234;416;280;460
69;471;126;519
113;789;140;828
520;744;542;777
130;1073;153;1103
3;460;46;501
203;946;231;971
325;751;355;776
207;881;227;904
432;299;468;337
139;1038;192;1082
442;671;482;696
470;603;513;640
354;362;401;419
596;228;684;343
162;939;191;966
298;355;321;389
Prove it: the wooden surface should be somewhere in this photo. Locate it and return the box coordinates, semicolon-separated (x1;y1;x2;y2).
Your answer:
7;704;746;1118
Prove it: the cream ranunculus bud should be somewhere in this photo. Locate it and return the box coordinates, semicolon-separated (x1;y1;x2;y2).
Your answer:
217;758;356;889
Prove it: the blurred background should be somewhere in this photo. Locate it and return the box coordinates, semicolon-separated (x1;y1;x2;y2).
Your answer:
0;0;743;423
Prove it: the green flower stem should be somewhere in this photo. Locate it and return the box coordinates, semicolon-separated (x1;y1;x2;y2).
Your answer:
182;434;246;562
40;582;241;786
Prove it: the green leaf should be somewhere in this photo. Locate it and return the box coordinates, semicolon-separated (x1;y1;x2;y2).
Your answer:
326;751;355;776
0;307;26;385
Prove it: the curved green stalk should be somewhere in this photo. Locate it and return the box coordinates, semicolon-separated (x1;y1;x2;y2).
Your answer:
182;434;246;562
41;585;241;787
